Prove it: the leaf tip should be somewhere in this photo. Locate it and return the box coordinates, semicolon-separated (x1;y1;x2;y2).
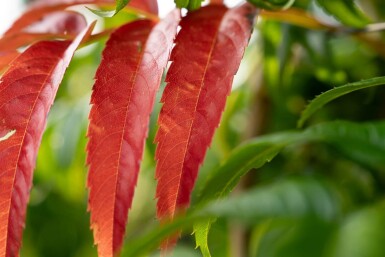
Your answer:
86;6;116;18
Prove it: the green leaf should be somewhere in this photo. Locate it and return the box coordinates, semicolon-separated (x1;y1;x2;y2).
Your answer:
193;120;385;252
304;121;385;171
194;220;213;257
87;8;116;18
188;0;204;10
194;177;340;257
115;0;130;14
315;0;370;28
124;121;385;256
329;201;385;257
174;0;203;10
175;0;189;8
198;177;340;224
196;120;385;205
168;246;203;257
191;133;302;255
247;0;295;10
123;177;339;257
194;132;303;206
252;217;337;257
122;216;197;257
298;76;385;128
87;0;130;17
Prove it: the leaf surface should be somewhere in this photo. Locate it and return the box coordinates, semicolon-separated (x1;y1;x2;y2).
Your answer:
86;11;179;257
199;177;340;223
330;201;385;257
0;131;16;142
174;0;205;10
87;0;131;17
303;121;385;171
195;133;301;206
123;120;385;256
114;0;130;13
123;177;340;256
193;120;385;255
155;3;256;221
191;133;299;256
0;11;87;51
298;76;385;128
194;219;212;257
4;0;157;37
0;51;19;73
0;23;94;257
315;0;370;28
195;120;385;206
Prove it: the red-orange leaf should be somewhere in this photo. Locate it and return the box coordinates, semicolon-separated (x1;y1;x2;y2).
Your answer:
86;11;179;257
155;4;256;220
0;11;87;51
5;0;157;37
0;51;19;73
0;23;94;257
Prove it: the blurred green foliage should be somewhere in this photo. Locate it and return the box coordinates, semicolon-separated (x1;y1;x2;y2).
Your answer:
15;0;385;256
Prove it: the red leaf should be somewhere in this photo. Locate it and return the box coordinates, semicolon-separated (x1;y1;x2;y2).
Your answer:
22;10;87;35
0;23;94;257
155;4;256;219
86;11;179;257
0;51;19;73
0;11;87;51
5;0;157;37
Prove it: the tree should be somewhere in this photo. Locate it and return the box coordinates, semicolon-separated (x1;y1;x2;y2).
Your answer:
1;0;385;257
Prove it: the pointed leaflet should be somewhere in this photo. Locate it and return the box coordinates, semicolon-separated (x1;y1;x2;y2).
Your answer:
4;0;158;37
0;23;94;257
155;4;256;220
0;11;86;73
0;11;87;51
315;0;370;28
86;11;179;257
298;76;385;128
87;0;132;17
19;10;87;35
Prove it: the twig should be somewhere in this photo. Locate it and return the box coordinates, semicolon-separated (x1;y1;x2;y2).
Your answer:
79;28;114;48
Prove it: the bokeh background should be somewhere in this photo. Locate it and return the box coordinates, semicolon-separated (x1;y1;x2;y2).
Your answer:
2;0;385;256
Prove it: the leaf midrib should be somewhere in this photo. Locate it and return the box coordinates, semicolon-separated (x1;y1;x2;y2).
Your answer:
172;11;226;217
110;25;153;252
3;52;61;256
